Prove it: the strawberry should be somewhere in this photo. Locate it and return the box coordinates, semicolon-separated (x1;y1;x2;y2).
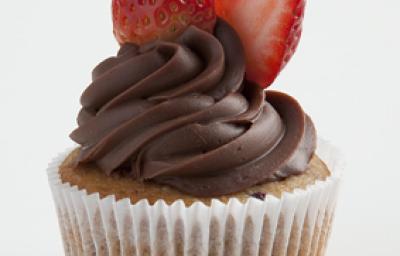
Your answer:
216;0;306;88
112;0;217;45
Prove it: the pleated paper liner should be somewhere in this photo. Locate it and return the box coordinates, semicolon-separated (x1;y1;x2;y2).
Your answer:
48;139;343;256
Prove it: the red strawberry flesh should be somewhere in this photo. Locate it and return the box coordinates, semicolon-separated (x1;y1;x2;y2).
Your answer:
216;0;306;88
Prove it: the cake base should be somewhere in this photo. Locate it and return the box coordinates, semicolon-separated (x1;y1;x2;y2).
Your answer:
59;148;330;205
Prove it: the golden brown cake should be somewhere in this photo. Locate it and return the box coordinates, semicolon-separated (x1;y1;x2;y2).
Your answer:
60;149;330;205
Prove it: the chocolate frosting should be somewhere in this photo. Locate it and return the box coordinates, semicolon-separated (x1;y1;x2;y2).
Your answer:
71;19;317;197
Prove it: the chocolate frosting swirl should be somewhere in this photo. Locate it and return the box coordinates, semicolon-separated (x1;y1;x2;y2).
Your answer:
71;19;316;197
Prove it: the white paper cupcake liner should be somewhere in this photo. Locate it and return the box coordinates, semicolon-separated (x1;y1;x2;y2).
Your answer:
47;139;343;256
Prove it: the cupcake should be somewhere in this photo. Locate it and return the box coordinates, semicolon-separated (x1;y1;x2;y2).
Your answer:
48;0;342;255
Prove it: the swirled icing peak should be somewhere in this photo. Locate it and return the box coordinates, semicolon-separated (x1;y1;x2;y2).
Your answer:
70;20;316;196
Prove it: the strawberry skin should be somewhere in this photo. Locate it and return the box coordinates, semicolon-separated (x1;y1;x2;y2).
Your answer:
216;0;306;88
113;0;216;45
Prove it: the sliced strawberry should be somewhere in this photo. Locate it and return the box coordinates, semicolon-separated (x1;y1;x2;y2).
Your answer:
113;0;216;45
216;0;306;88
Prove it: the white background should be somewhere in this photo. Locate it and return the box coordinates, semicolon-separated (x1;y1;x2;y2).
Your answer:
0;0;399;255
